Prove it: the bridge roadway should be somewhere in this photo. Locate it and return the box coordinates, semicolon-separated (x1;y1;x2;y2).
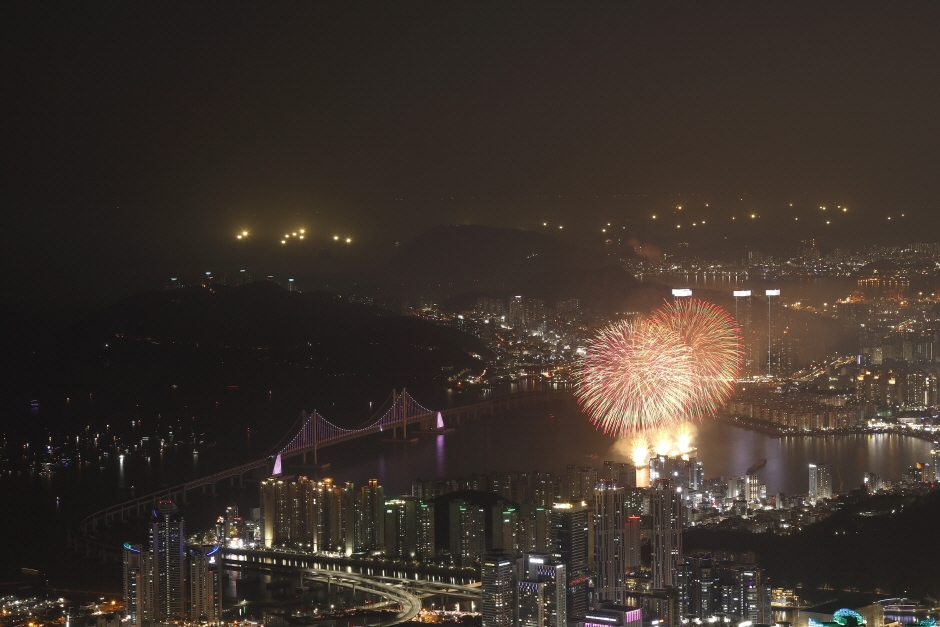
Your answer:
230;565;424;626
220;547;479;587
223;552;481;627
70;387;570;561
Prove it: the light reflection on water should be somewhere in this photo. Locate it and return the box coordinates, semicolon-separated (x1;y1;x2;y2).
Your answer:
319;397;934;496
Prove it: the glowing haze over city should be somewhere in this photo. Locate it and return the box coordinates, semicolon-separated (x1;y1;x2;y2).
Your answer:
5;4;940;627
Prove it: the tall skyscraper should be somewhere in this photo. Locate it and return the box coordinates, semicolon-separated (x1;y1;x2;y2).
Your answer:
602;461;636;489
594;480;626;604
492;506;520;554
516;554;567;627
384;497;417;559
809;463;832;501
650;483;683;590
624;515;642;572
152;501;186;620
509;296;526;326
482;550;515;627
123;543;148;626
716;565;770;623
416;501;436;560
126;506;224;625
260;475;322;551
518;504;551;554
450;500;486;567
341;481;359;555
550;503;589;622
359;479;385;552
189;545;221;623
678;553;714;619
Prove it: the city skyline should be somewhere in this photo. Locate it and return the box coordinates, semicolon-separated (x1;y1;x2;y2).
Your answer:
6;4;940;625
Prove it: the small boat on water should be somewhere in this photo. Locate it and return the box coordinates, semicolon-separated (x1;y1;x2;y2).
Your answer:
747;458;767;474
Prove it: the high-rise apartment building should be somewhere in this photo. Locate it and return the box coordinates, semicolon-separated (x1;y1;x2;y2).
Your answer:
482;550;515;627
650;483;683;590
416;501;436;559
809;463;832;501
594;480;626;604
383;497;416;559
516;554;567;627
624;515;642;572
152;501;185;620
602;461;636;488
125;504;225;625
717;566;770;623
450;500;486;567
550;503;589;622
360;479;385;552
678;553;771;624
492;506;520;554
509;296;526;326
123;544;148;626
189;545;221;623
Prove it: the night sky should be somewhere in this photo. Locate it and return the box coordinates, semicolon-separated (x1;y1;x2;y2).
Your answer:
4;3;940;308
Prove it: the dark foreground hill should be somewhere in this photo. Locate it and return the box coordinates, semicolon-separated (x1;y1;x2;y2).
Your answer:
686;489;940;598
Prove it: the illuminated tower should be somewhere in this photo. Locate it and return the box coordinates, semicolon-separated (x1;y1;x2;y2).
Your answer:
809;463;832;501
492;505;520;554
123;543;152;626
383;497;418;559
482;550;515;627
339;481;359;554
450;500;486;567
593;480;626;604
359;479;385;552
550;503;589;622
733;290;753;374
416;501;436;560
152;501;185;620
650;483;683;590
517;554;567;627
189;545;221;623
765;289;780;375
509;296;526;326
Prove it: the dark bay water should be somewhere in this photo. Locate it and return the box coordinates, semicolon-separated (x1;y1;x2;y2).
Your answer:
309;395;934;497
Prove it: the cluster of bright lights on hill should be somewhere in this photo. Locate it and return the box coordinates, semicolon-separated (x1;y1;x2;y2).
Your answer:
281;228;306;244
535;201;916;235
234;228;352;245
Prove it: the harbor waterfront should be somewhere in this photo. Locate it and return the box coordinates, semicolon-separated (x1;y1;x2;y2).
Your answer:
313;395;934;498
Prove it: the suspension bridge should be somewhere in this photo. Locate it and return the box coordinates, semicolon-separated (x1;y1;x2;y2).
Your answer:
71;387;565;560
271;389;442;465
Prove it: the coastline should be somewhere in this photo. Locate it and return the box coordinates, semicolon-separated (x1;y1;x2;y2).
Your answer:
715;412;939;444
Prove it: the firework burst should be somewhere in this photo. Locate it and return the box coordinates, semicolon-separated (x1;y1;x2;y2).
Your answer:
575;299;742;438
653;298;743;416
575;317;695;434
